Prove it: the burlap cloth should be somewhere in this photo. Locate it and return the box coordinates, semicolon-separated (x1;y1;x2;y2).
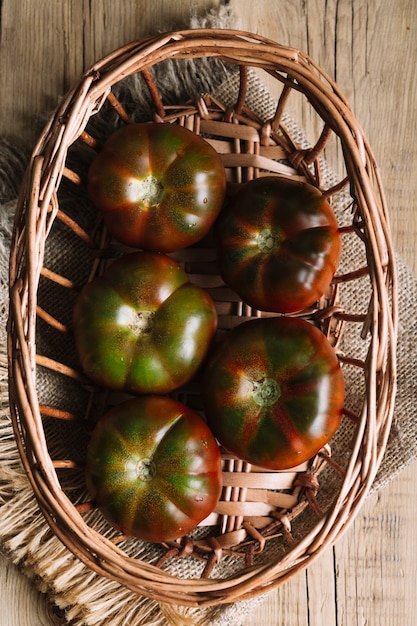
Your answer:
0;11;415;626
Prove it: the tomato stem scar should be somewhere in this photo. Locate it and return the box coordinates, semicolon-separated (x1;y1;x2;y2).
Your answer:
137;174;163;207
128;310;155;335
257;228;278;253
251;377;281;407
136;458;156;482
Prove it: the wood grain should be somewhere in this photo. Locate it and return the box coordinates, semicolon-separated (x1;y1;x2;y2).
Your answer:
253;464;417;626
1;1;416;625
0;559;63;625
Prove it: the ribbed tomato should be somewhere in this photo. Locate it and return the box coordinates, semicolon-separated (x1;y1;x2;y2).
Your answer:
202;316;344;470
85;396;222;542
216;176;341;313
87;122;226;252
72;251;217;394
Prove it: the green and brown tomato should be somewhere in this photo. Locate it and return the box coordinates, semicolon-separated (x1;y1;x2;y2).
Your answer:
87;122;226;252
216;176;341;313
85;396;222;542
72;251;218;395
202;316;344;470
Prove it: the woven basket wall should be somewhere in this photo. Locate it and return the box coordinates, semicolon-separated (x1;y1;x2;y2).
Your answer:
7;29;397;607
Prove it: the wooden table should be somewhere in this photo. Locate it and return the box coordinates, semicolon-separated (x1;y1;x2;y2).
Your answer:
1;1;416;624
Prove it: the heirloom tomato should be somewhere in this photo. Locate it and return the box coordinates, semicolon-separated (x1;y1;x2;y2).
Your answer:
216;176;341;313
72;251;217;395
85;396;222;542
202;316;344;470
87;122;226;252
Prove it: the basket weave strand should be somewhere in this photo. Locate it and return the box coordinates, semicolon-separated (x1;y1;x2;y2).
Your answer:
7;29;396;607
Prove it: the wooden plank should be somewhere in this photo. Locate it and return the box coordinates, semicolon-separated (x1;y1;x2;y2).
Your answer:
249;463;417;626
230;0;417;273
252;575;310;626
0;0;222;145
305;549;338;624
0;0;86;145
333;468;417;626
81;0;222;70
229;1;417;624
0;559;63;625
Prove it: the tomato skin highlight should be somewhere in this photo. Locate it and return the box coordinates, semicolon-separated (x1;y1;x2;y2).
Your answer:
202;316;344;470
87;122;226;252
72;251;218;394
85;396;222;542
216;176;341;313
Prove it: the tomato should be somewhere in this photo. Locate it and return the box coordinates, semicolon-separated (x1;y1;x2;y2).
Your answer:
202;316;344;470
85;396;222;542
72;251;217;394
216;176;341;313
87;122;226;252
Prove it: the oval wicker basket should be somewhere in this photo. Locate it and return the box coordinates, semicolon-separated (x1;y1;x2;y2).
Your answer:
8;29;397;607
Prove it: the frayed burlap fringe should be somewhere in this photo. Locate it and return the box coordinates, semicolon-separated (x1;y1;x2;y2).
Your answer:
0;423;261;626
1;361;262;626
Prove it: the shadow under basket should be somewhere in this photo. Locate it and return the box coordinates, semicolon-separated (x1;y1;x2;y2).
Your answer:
7;29;397;607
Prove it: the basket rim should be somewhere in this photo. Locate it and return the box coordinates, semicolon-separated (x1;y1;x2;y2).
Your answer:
7;28;397;607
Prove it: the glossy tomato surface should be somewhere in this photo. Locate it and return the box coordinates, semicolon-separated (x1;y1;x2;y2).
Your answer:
72;251;217;394
85;396;222;542
202;316;344;470
216;176;341;313
87;122;226;252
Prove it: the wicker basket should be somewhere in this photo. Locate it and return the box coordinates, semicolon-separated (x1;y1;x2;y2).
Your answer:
7;29;397;607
